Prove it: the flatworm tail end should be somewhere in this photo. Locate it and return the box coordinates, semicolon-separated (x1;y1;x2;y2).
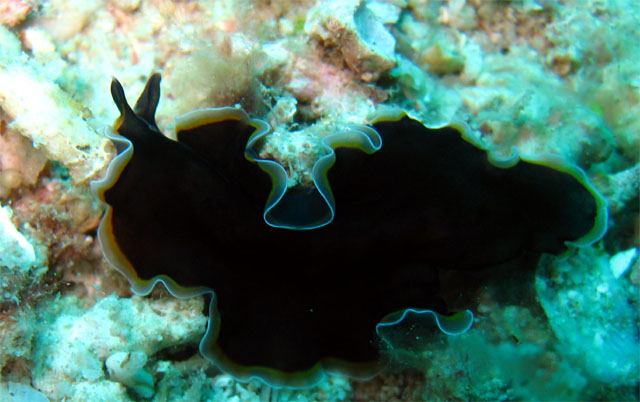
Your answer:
376;309;474;352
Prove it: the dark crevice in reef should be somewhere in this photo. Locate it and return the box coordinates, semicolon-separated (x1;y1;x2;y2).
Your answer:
154;344;200;363
292;100;320;124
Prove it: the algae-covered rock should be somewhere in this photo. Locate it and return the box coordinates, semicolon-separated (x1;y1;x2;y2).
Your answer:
0;205;48;312
0;26;114;184
0;382;49;402
31;294;206;400
106;351;154;399
536;247;640;385
0;127;48;199
0;206;35;272
305;0;397;81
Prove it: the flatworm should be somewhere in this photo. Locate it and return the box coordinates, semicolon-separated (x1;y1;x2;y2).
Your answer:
92;74;607;388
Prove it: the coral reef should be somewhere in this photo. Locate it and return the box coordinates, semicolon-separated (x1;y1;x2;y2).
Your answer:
0;382;49;402
0;0;637;400
0;0;32;28
164;32;267;116
0;205;45;311
0;124;47;198
304;0;398;82
106;351;155;399
537;247;639;386
30;293;206;400
0;26;114;184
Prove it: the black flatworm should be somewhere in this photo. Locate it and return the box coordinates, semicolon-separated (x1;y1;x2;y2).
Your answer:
92;74;607;388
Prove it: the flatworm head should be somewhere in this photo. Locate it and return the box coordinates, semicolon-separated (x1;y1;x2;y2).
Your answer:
92;74;607;388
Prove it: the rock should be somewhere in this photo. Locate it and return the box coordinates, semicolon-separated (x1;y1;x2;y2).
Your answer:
305;0;396;81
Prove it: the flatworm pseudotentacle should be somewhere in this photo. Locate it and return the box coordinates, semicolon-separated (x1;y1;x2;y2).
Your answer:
92;74;607;389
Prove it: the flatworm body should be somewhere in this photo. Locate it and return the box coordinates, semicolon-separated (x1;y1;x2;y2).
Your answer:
92;74;607;388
